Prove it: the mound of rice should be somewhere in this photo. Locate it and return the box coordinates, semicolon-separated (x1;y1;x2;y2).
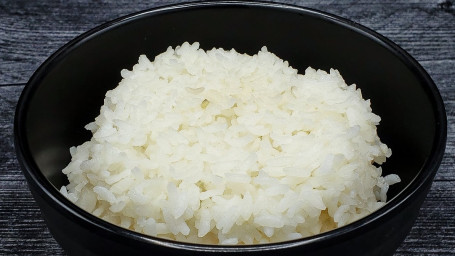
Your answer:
60;42;400;245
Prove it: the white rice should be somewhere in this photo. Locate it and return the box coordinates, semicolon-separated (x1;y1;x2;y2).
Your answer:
60;42;400;245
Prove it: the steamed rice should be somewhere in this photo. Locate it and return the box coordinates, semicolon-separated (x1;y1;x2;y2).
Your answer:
60;42;400;245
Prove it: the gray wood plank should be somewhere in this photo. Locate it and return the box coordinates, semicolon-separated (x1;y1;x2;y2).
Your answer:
1;0;454;255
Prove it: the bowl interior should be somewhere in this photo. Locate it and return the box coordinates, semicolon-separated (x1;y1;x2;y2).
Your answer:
23;3;438;215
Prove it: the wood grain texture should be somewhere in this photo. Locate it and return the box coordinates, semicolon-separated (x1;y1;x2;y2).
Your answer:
1;0;454;255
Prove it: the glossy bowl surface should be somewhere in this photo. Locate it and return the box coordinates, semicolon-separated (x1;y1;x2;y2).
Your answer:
15;1;446;255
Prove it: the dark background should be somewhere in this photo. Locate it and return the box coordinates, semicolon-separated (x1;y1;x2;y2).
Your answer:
0;0;454;255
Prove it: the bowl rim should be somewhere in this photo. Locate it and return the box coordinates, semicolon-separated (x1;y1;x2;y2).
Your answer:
14;0;447;252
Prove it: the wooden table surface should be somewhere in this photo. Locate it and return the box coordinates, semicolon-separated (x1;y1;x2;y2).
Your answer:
1;0;454;255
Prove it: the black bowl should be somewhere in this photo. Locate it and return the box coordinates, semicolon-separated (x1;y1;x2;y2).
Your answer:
14;1;446;255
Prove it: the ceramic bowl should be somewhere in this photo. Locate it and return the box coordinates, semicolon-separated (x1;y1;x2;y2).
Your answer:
14;2;446;255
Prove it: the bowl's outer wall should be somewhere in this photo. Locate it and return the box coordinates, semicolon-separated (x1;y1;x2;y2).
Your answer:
17;3;444;256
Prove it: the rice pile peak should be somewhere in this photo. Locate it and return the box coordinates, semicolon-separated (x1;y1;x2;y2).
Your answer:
60;42;400;245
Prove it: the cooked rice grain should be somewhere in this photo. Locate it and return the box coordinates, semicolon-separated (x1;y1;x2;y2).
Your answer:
61;42;400;245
